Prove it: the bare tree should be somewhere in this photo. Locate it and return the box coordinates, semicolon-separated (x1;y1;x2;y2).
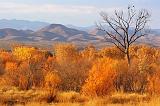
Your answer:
97;5;150;65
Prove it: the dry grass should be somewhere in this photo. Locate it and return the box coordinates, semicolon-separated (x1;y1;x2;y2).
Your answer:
55;91;88;103
140;97;160;106
109;92;150;104
13;97;160;106
0;87;159;106
0;86;57;105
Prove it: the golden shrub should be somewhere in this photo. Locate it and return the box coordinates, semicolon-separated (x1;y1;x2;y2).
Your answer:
44;71;61;89
13;46;37;61
99;47;125;59
147;64;160;95
80;44;97;61
0;43;160;96
3;61;44;90
81;58;119;96
54;43;79;64
53;43;90;91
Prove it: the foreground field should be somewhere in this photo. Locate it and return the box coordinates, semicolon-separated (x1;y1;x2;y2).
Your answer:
0;86;159;106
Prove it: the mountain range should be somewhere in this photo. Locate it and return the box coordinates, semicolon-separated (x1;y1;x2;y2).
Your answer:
0;19;159;48
0;19;49;31
0;23;105;47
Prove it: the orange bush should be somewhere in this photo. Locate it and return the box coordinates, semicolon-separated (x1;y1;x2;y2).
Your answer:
3;61;20;88
114;58;151;93
80;44;97;61
0;51;12;62
99;47;125;59
114;46;159;93
3;61;61;90
54;43;79;64
3;61;38;90
0;43;159;96
44;71;61;90
53;43;91;91
147;64;160;95
0;51;13;75
81;58;119;96
5;61;18;71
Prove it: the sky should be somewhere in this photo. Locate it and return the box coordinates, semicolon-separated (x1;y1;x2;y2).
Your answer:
0;0;159;28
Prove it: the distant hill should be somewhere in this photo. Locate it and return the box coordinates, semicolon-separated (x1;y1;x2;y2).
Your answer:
0;22;159;47
33;24;100;42
0;19;49;31
0;24;103;44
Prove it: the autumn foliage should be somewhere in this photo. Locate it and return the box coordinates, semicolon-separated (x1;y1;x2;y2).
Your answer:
53;43;91;91
81;58;118;96
0;43;159;97
13;46;37;61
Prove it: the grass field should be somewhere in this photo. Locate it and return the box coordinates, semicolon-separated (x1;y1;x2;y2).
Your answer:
0;86;159;106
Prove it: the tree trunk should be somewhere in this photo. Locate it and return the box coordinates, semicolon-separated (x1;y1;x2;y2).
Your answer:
126;49;130;66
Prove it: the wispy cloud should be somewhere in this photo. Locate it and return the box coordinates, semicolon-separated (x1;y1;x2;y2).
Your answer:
0;2;121;14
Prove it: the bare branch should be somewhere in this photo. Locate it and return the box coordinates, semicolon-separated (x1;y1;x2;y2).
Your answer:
97;5;150;64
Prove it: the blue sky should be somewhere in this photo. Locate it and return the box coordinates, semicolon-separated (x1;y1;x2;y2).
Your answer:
0;0;159;28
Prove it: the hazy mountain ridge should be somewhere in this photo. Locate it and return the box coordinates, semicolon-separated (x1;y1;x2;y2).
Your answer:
0;19;159;47
0;19;49;31
0;24;104;44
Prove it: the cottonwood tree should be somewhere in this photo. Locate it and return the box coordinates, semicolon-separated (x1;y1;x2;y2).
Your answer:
97;5;150;65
